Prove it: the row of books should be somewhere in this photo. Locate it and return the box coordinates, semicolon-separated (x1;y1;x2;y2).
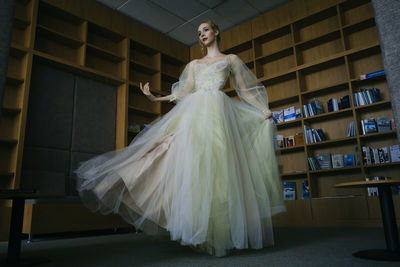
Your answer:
302;98;323;117
327;95;351;112
362;145;400;165
272;106;301;123
275;133;304;148
347;121;355;137
304;126;327;144
302;95;352;118
308;152;359;170
354;88;381;106
283;180;309;200
361;117;395;135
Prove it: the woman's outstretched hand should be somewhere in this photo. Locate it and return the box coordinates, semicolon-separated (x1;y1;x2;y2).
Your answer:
140;82;156;102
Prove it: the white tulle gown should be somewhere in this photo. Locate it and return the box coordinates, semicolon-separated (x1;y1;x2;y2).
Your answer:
75;54;285;256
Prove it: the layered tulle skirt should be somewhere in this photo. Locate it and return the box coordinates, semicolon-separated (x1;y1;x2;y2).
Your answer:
75;89;285;256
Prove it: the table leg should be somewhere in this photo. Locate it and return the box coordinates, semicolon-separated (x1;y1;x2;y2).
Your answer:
7;198;25;265
352;185;400;261
379;185;400;251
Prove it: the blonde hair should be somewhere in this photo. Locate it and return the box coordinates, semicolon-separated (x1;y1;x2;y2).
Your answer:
198;20;221;56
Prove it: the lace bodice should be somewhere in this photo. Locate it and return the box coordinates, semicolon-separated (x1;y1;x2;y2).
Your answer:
170;54;271;116
193;58;230;92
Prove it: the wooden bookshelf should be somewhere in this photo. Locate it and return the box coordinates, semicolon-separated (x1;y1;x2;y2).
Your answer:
190;0;399;226
0;0;189;240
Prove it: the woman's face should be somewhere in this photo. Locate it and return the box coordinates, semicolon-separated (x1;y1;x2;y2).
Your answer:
198;23;217;46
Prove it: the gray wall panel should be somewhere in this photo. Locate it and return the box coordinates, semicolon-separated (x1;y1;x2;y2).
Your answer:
22;62;117;195
71;76;116;154
372;0;400;142
24;63;75;150
21;171;66;195
22;147;70;173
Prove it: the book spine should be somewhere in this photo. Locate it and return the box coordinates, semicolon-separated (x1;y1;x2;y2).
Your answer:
354;93;359;106
359;70;385;80
333;99;339;111
361;120;365;135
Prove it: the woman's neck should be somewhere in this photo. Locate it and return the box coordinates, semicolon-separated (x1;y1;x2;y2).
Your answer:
205;42;223;58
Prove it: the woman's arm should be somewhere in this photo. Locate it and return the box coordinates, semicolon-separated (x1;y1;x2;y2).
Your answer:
229;54;272;120
139;82;174;102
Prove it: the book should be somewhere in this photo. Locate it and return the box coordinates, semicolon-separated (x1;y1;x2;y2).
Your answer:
301;180;310;200
362;118;377;134
283;182;296;200
372;88;381;102
275;135;284;148
272;110;284;123
362;146;372;165
295;132;304;146
287;136;295;147
377;148;386;164
365;177;378;196
359;70;385;80
347;121;355;137
308;157;314;170
316;153;332;169
332;154;344;168
313;98;324;114
308;157;321;170
381;147;390;163
376;117;391;132
302;105;309;117
340;95;351;109
355;146;361;166
284;106;296;122
390;145;400;162
371;147;379;164
295;108;301;119
327;98;339;112
343;154;355;167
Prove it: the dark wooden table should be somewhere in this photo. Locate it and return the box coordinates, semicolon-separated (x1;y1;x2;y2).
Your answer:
0;189;61;266
336;180;400;261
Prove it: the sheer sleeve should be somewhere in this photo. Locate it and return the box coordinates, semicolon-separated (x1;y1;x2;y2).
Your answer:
169;60;195;103
229;54;271;116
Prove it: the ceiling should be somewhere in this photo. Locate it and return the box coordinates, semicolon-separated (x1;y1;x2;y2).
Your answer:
96;0;291;46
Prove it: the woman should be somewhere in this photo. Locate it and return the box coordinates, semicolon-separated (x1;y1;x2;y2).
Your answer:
75;20;285;257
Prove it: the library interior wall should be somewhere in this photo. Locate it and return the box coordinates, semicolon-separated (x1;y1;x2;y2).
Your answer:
372;0;400;142
0;0;16;116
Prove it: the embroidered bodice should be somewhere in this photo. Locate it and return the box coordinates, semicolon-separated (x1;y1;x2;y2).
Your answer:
193;58;230;92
